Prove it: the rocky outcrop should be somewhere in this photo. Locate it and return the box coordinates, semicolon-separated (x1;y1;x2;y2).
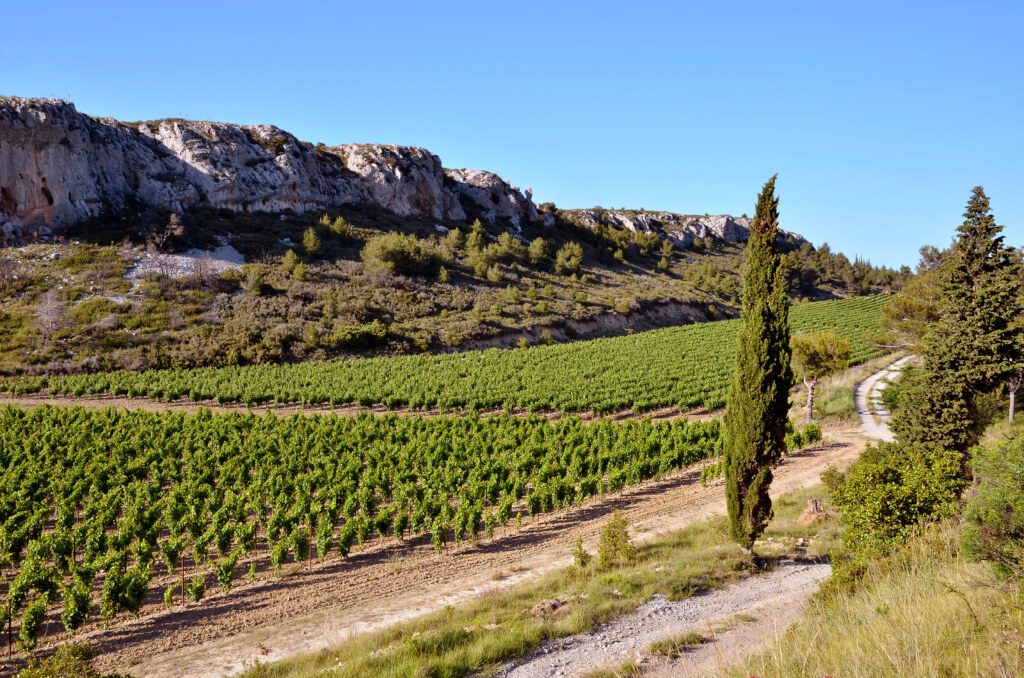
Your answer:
0;97;538;235
563;209;808;249
0;97;810;251
444;169;538;230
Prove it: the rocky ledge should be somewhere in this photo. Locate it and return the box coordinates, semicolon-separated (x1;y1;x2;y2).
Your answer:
0;97;805;250
0;97;539;237
561;209;807;249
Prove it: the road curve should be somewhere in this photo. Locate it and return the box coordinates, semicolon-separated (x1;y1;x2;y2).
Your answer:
854;356;912;441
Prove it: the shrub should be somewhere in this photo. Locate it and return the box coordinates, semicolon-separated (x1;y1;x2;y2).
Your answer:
445;228;466;251
495;232;526;261
829;442;965;555
328;216;353;239
281;249;298;273
597;511;636;569
15;643;127;678
302;227;322;256
963;435;1024;579
361;233;443;277
529;237;550;266
554;242;584;275
572;535;592;568
291;262;308;281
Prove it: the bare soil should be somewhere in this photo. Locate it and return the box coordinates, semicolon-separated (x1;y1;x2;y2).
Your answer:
0;392;715;424
5;424;864;678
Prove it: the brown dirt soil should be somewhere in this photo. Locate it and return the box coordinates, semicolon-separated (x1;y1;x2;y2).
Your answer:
0;392;715;423
6;424;865;678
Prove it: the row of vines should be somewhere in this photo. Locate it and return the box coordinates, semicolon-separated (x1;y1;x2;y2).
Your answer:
1;296;886;413
0;405;727;654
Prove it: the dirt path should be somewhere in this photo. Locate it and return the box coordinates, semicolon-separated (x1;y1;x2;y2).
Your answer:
498;360;905;678
0;391;712;424
498;562;831;678
45;426;862;678
855;355;911;441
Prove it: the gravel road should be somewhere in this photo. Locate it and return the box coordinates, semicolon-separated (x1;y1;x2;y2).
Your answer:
496;562;831;678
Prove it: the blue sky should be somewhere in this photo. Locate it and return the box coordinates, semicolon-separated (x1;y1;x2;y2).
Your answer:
3;1;1021;267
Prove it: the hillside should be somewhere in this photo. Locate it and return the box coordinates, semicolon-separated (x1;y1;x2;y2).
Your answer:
2;295;885;413
0;99;906;377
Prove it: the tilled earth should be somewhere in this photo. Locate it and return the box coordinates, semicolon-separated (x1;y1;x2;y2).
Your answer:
6;425;865;678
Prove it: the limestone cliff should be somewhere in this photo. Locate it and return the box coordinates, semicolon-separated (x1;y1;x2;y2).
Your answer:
562;209;807;249
0;97;536;236
0;97;806;250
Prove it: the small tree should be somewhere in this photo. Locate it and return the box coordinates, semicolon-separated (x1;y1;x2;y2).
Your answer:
572;535;592;568
445;228;466;251
529;237;550;266
329;216;352;239
791;331;850;421
35;291;67;338
281;249;298;273
597;511;636;569
1008;367;1022;424
302;227;322;257
466;219;486;252
659;239;674;259
554;242;584;275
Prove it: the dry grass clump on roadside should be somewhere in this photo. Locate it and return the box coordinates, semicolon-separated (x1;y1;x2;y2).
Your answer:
723;525;1024;678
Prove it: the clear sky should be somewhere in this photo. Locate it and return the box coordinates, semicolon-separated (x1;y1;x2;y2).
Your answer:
2;1;1021;267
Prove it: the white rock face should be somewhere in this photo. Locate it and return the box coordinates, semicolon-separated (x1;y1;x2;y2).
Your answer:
564;209;807;249
339;144;465;220
444;169;538;230
0;97;538;233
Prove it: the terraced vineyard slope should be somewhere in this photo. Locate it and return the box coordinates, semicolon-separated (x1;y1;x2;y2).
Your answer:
2;295;885;413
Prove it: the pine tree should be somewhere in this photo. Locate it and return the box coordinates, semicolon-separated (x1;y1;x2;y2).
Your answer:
722;176;792;551
893;187;1023;452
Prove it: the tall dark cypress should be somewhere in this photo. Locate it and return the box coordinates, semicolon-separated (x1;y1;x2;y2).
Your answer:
723;176;793;550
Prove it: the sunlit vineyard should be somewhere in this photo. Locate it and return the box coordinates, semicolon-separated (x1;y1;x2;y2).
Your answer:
0;405;724;650
1;296;885;413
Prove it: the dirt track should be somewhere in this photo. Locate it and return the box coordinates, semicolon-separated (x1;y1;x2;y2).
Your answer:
35;425;862;678
0;392;710;423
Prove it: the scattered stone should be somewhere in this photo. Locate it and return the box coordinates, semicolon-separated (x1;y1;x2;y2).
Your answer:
530;598;572;619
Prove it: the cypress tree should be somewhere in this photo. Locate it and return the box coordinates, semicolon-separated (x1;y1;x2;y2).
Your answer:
723;176;793;550
893;187;1023;452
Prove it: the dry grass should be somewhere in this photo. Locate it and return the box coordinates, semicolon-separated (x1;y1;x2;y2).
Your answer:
722;525;1024;678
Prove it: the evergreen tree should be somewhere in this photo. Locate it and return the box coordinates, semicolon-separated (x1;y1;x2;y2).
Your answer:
722;176;792;550
302;227;322;257
893;187;1023;452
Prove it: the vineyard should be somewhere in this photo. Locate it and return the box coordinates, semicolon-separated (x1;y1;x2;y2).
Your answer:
0;405;737;653
1;295;885;413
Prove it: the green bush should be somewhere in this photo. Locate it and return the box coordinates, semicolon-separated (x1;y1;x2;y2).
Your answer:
829;442;965;555
554;241;584;275
597;511;636;569
963;435;1024;579
15;643;130;678
361;232;443;277
326;320;388;350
